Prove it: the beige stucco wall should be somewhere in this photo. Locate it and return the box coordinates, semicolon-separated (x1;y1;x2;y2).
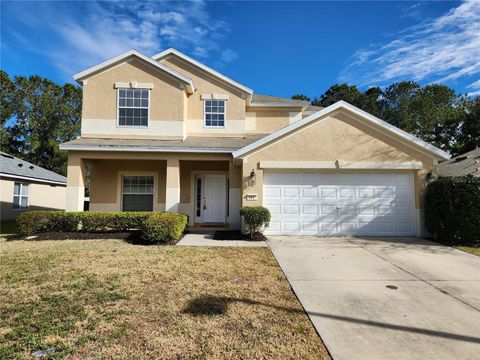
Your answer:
241;110;435;212
0;178;66;221
246;108;302;134
160;56;247;135
89;160;167;210
81;58;186;139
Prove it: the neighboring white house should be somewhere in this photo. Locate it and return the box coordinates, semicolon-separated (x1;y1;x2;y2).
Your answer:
0;152;67;221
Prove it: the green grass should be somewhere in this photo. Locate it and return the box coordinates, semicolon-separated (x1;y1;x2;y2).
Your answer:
0;239;329;359
0;221;16;237
455;246;480;256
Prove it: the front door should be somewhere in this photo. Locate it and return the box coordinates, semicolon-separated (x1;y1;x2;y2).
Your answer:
203;175;226;223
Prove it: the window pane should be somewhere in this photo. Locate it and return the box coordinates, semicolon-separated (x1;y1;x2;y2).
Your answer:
14;183;20;195
141;99;148;107
119;89;126;97
13;196;20;209
20;196;28;208
122;194;153;212
21;184;29;195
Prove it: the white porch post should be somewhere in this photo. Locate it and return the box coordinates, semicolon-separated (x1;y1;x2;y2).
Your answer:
165;158;180;212
228;160;242;230
66;154;85;211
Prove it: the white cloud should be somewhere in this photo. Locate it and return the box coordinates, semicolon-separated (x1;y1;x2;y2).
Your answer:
341;0;480;91
4;1;237;80
220;49;238;62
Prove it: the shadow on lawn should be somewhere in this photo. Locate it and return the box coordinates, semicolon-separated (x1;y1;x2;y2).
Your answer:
184;295;480;344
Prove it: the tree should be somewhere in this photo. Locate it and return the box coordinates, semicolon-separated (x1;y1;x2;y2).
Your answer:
291;94;311;102
0;71;82;175
459;96;480;153
312;83;363;107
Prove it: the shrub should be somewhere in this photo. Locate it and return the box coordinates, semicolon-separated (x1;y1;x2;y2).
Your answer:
240;206;271;238
16;211;188;244
140;212;188;244
424;175;480;245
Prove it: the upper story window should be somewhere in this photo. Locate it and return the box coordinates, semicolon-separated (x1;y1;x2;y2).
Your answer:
118;89;149;127
13;182;29;209
204;100;225;127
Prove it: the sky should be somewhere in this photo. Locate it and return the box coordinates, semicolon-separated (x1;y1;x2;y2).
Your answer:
1;0;479;99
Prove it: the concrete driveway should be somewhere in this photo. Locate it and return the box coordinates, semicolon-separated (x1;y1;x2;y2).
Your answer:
268;236;480;360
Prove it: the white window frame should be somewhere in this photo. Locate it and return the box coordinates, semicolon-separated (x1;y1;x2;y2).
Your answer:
118;171;159;212
13;182;29;210
204;99;226;128
116;88;150;128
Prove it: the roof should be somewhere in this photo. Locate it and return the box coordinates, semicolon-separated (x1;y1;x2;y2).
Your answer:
0;152;67;185
59;136;266;153
232;100;452;160
305;105;324;112
437;148;480;177
249;94;309;108
152;48;252;95
73;49;195;94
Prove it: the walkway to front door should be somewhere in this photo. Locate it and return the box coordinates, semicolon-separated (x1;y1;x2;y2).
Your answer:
269;236;480;360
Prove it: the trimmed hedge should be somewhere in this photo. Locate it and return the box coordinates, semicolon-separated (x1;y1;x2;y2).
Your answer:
140;212;188;244
16;211;188;244
424;175;480;245
240;206;271;237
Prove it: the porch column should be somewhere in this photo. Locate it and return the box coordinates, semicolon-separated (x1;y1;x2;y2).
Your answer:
165;158;180;212
66;153;86;211
228;160;242;230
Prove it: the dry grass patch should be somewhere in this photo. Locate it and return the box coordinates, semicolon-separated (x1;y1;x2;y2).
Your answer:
0;239;329;359
455;246;480;256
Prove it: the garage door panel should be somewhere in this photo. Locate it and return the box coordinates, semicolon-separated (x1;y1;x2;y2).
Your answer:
264;172;415;236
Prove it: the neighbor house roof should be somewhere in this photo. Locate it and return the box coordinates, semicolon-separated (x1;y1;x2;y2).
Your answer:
73;49;195;94
249;94;309;108
232;101;452;160
0;152;67;185
152;48;253;95
59;136;266;153
437;148;480;177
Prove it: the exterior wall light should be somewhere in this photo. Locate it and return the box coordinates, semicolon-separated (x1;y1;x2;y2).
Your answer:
249;169;256;186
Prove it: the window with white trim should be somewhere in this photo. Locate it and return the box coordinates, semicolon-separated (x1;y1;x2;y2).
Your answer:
204;99;225;127
13;182;29;209
122;176;154;211
118;89;149;127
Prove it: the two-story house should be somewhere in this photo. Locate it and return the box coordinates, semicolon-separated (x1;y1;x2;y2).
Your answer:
60;48;450;237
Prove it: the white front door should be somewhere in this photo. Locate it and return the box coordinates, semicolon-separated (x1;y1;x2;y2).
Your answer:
203;175;226;223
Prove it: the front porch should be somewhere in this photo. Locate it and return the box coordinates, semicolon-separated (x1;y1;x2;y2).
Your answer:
66;152;243;230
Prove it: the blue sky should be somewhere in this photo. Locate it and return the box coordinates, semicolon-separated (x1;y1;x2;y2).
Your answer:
1;1;479;99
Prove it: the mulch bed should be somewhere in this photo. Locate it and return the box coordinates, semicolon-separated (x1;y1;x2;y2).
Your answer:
213;230;267;242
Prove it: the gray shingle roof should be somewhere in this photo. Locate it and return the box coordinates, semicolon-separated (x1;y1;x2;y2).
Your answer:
437;148;480;177
0;152;67;184
251;94;309;107
60;135;267;152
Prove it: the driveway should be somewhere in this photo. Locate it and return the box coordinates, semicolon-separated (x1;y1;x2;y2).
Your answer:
268;236;480;360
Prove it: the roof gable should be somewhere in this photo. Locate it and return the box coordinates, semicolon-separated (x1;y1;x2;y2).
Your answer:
233;101;451;160
73;49;195;94
152;48;253;95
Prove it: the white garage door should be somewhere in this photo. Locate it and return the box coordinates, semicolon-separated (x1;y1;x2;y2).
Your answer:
263;172;415;236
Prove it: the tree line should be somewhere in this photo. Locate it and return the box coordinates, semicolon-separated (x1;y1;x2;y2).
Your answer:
1;71;81;175
292;82;480;156
1;71;479;176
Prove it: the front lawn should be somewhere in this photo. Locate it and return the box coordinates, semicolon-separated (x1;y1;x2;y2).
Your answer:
0;239;329;359
455;246;480;256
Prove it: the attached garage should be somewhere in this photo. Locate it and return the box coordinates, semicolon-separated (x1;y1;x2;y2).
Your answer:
263;172;415;236
234;102;452;238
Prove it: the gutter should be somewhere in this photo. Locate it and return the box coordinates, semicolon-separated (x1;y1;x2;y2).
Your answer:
0;173;67;186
